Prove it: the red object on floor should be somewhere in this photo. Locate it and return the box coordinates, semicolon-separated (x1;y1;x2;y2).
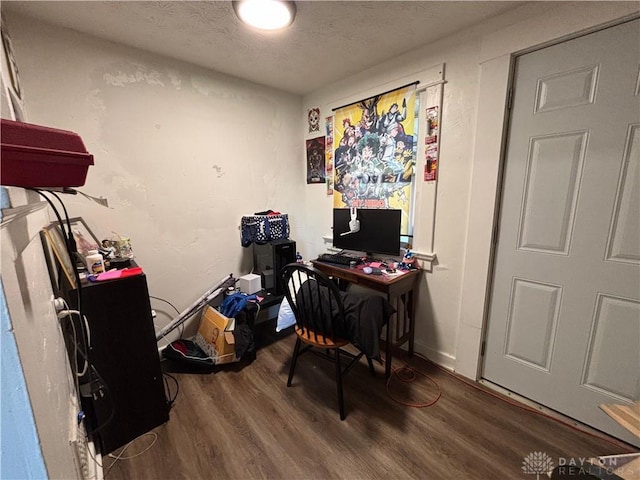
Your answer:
1;119;94;188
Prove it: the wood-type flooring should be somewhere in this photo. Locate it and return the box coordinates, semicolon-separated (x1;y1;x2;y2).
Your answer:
104;328;636;479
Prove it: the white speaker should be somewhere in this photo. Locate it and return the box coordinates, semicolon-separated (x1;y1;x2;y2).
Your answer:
239;273;261;294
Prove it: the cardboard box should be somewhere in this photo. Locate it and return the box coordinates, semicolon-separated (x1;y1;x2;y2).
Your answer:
194;306;237;365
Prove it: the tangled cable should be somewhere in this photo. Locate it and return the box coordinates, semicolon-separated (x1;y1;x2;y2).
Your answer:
383;354;442;408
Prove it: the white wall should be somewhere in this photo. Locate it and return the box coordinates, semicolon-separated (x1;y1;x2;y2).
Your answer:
1;19;77;478
6;12;304;344
1;200;80;479
3;11;302;477
302;2;640;371
301;4;516;369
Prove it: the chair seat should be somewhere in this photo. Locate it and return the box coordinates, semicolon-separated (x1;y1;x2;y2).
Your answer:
283;263;375;420
295;326;349;348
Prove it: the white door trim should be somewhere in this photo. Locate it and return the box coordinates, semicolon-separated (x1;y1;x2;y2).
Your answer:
455;4;640;380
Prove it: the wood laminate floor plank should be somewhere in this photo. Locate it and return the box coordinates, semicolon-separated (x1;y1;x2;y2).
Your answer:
104;331;636;479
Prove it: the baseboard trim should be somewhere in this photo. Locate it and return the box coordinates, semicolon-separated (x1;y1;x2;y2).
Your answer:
412;340;456;371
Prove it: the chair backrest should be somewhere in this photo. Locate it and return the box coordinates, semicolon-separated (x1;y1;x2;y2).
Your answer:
279;263;346;344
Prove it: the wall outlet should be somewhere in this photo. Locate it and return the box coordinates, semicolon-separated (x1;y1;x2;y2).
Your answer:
53;297;66;313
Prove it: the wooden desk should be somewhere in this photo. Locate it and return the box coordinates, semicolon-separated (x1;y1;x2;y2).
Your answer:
311;260;421;378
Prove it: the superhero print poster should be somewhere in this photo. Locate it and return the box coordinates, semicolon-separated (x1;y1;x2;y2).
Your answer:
333;85;416;233
306;136;326;184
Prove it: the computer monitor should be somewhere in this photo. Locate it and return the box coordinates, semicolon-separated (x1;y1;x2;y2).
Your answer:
332;208;402;257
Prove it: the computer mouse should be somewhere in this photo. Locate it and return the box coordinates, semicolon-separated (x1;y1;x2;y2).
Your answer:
363;267;373;274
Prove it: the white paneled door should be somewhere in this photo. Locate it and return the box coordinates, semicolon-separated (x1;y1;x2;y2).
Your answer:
483;19;640;447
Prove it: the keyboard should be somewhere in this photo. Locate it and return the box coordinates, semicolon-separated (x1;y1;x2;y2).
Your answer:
317;253;362;266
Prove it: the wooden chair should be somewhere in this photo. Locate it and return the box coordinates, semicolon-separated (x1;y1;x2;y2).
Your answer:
280;263;374;420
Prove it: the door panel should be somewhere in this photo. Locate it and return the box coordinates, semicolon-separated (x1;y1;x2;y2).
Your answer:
606;124;640;264
518;131;587;254
582;294;639;402
504;278;562;372
483;19;640;446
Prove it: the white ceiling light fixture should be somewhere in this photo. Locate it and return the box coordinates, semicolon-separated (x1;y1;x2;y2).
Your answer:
233;0;296;31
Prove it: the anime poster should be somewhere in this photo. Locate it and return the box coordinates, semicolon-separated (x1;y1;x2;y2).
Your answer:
333;85;416;232
306;136;325;184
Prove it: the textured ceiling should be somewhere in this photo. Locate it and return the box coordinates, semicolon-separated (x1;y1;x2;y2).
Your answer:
3;1;524;95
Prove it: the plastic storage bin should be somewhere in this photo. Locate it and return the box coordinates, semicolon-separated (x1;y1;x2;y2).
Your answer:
1;119;94;188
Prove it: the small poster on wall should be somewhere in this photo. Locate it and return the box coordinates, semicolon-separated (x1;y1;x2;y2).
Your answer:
424;143;438;181
307;107;320;133
325;116;334;195
306;136;326;184
426;106;439;139
424;106;439;182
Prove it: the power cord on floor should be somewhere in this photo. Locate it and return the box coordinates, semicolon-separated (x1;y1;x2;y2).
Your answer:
103;432;158;478
382;354;442;408
162;371;179;410
404;351;638;454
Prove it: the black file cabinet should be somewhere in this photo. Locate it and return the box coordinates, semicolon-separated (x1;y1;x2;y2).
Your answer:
64;272;169;454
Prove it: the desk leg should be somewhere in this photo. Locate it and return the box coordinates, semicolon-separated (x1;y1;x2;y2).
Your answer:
385;318;392;378
384;286;416;377
408;288;415;356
